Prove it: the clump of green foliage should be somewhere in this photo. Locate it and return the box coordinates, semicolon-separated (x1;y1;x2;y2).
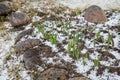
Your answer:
93;56;101;67
37;24;58;45
67;33;83;60
105;31;114;50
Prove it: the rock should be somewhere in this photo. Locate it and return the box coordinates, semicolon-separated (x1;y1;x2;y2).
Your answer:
15;39;41;54
37;11;47;17
0;1;12;16
23;48;41;70
37;68;68;80
10;11;31;27
12;2;21;10
15;28;33;44
84;5;107;23
69;77;90;80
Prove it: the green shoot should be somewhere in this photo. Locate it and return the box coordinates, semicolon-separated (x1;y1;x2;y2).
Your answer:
82;55;86;65
94;31;101;47
67;41;72;54
37;24;45;35
49;33;58;45
93;56;101;67
105;31;114;50
73;43;79;60
67;32;83;60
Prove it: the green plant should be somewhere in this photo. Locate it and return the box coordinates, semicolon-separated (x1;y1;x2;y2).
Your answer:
94;31;101;47
49;33;58;45
93;56;101;67
61;21;70;35
82;55;86;65
67;41;72;54
37;24;58;45
37;24;45;35
67;33;83;60
105;31;114;50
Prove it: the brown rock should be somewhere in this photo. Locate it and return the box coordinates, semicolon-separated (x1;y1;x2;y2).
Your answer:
0;1;12;16
69;77;90;80
15;28;33;44
10;11;31;27
23;48;42;70
84;5;107;23
37;68;68;80
12;2;21;10
15;39;41;54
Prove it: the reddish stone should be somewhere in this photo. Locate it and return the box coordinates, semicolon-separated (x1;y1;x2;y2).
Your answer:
0;1;12;16
10;11;31;27
37;68;68;80
84;5;107;23
69;77;90;80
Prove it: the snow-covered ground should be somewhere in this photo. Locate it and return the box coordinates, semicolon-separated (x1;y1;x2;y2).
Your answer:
0;0;120;80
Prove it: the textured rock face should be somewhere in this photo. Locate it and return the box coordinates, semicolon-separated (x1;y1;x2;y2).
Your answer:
69;77;90;80
15;28;33;44
84;5;107;23
37;68;68;80
15;39;41;54
0;1;12;16
10;11;31;27
23;48;41;70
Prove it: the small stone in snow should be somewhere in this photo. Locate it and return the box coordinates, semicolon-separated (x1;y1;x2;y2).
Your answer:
15;39;41;54
69;77;90;80
0;1;12;16
84;5;107;23
15;28;33;44
10;11;31;27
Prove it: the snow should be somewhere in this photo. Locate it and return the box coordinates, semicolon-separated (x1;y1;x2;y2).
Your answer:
75;58;94;73
56;0;120;11
88;69;120;80
0;1;120;80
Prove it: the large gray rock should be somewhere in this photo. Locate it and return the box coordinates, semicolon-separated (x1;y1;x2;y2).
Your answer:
10;11;31;27
0;1;12;16
84;5;107;23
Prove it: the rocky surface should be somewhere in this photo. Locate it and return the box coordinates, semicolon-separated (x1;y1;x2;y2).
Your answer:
0;1;12;16
23;48;42;70
10;11;31;27
15;28;33;44
84;5;107;23
69;77;90;80
37;68;68;80
15;39;41;54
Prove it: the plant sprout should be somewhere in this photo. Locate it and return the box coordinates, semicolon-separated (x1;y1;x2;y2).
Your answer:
93;56;101;67
105;31;114;50
49;33;58;45
94;31;101;47
37;23;58;45
82;55;86;65
67;32;83;60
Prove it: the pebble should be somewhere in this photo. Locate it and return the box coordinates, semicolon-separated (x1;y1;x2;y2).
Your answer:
84;5;107;23
10;11;31;27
